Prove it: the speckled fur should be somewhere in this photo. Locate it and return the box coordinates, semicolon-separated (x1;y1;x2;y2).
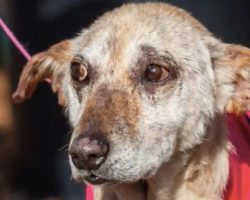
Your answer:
13;2;250;200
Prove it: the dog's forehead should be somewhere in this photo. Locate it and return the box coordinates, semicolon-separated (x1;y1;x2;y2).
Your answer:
76;3;208;75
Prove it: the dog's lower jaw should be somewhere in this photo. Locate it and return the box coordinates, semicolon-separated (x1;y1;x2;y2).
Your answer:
93;182;147;200
147;115;231;200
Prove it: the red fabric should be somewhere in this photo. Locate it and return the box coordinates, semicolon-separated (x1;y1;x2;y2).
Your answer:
224;113;250;200
86;184;93;200
85;113;250;200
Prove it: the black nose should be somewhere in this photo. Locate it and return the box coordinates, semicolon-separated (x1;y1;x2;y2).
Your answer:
69;134;109;170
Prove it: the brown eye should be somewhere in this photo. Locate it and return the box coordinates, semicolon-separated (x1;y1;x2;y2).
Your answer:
144;64;170;82
70;62;87;81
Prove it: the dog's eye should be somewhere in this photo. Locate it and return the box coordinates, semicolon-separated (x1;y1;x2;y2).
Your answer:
70;62;87;81
144;64;170;82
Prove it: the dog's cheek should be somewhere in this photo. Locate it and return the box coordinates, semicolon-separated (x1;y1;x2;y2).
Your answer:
66;89;80;126
136;91;186;160
95;142;153;182
101;97;182;181
101;126;178;181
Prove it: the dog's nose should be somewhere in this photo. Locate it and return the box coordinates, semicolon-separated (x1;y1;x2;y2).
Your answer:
69;134;109;170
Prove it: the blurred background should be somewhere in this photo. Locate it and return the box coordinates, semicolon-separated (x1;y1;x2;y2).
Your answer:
0;0;250;199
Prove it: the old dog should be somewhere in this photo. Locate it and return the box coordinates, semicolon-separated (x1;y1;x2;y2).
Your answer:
12;2;250;200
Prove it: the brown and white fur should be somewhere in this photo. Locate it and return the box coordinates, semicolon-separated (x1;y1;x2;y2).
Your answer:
12;2;250;200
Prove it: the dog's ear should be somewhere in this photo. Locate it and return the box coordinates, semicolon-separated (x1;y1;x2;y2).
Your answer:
12;40;72;106
212;42;250;114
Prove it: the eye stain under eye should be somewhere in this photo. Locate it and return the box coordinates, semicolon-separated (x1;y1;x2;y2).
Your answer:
75;87;83;102
71;74;92;103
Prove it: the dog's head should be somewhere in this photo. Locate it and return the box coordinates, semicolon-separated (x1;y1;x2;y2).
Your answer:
13;3;250;185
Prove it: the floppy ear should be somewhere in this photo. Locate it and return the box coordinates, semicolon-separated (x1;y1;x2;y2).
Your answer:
212;42;250;114
12;40;72;106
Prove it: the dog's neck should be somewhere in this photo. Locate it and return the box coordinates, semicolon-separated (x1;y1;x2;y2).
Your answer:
147;114;231;200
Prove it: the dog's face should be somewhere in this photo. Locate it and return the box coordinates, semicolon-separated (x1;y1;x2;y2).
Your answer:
65;3;216;184
13;3;250;185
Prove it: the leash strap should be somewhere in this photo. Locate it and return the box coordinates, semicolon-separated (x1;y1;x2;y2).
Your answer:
0;17;51;83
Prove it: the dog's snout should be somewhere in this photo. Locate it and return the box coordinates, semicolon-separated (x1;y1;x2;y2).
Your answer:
69;134;109;170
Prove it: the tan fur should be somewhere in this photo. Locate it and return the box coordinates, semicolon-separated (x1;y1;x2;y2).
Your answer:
0;70;15;199
146;115;231;200
94;182;146;200
12;40;72;106
12;2;250;200
76;86;140;138
0;70;14;132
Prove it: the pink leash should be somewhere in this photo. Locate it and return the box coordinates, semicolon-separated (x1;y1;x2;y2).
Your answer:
0;17;51;83
1;16;92;200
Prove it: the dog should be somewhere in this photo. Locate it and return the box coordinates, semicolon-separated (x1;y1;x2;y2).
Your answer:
12;2;250;200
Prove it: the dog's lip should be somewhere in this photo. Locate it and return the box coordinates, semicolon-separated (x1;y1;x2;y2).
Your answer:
84;174;115;185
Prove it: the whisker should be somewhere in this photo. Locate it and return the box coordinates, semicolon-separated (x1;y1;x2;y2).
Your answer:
58;143;69;151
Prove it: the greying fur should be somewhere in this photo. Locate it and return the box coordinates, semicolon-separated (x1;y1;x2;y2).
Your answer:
13;2;250;200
